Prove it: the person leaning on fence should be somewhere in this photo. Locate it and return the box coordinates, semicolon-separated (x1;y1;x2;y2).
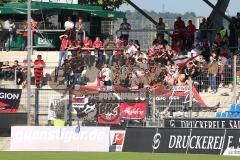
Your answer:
52;112;66;126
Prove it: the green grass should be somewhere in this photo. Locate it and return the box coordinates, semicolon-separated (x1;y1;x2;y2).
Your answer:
0;152;239;160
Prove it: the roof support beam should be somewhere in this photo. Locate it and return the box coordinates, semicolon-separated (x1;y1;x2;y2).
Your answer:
202;0;231;22
125;0;157;25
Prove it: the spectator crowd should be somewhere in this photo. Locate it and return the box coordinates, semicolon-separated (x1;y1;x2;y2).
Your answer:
1;13;240;94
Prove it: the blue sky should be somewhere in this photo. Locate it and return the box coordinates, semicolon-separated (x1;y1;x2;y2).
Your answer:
120;0;240;17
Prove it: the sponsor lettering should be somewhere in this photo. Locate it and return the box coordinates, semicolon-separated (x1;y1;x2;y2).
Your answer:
123;128;240;155
165;119;240;129
0;92;19;100
123;107;144;116
98;92;146;102
168;135;224;150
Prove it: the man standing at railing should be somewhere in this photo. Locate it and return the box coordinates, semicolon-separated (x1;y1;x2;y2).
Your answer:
58;34;72;67
93;37;104;69
3;18;15;52
33;55;46;88
186;20;196;50
75;17;85;40
12;60;23;85
103;37;115;66
156;17;165;39
119;18;131;46
82;36;93;67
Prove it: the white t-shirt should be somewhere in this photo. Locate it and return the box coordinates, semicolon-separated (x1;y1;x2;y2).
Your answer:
126;45;138;56
3;20;15;30
64;20;74;30
101;68;111;81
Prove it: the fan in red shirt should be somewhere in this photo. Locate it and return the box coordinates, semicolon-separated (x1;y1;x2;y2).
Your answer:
174;17;186;31
93;37;104;68
115;38;124;55
186;20;196;49
82;36;93;54
33;55;46;88
114;38;125;65
59;34;72;66
82;36;93;67
174;17;186;44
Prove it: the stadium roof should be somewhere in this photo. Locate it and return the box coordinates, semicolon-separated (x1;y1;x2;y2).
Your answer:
0;2;126;18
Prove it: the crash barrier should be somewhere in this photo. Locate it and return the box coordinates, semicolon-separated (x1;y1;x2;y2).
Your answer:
0;112;27;136
11;126;110;151
122;127;240;156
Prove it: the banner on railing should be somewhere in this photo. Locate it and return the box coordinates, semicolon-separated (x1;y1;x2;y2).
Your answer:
123;127;240;155
71;88;147;125
0;88;22;112
164;118;240;129
155;85;206;109
120;102;146;120
98;103;121;125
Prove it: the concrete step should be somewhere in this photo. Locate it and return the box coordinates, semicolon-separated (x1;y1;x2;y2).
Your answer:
0;137;10;151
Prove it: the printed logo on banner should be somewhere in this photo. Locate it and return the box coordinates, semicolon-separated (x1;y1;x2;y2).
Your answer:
0;89;22;112
72;95;97;121
152;133;161;150
112;133;125;145
98;103;120;124
155;85;206;109
48;99;65;120
0;101;8;110
120;102;146;120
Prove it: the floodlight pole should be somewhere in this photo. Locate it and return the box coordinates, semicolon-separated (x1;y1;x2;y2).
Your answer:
27;0;32;125
233;54;237;104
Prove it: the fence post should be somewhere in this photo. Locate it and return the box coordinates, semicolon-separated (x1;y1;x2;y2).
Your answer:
152;88;156;122
68;90;72;126
189;79;193;119
35;89;39;126
233;54;237;104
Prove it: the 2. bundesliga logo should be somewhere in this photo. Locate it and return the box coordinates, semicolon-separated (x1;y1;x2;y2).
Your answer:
152;133;161;150
112;133;125;145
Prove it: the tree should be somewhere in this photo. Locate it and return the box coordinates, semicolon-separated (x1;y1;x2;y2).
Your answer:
78;0;126;10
